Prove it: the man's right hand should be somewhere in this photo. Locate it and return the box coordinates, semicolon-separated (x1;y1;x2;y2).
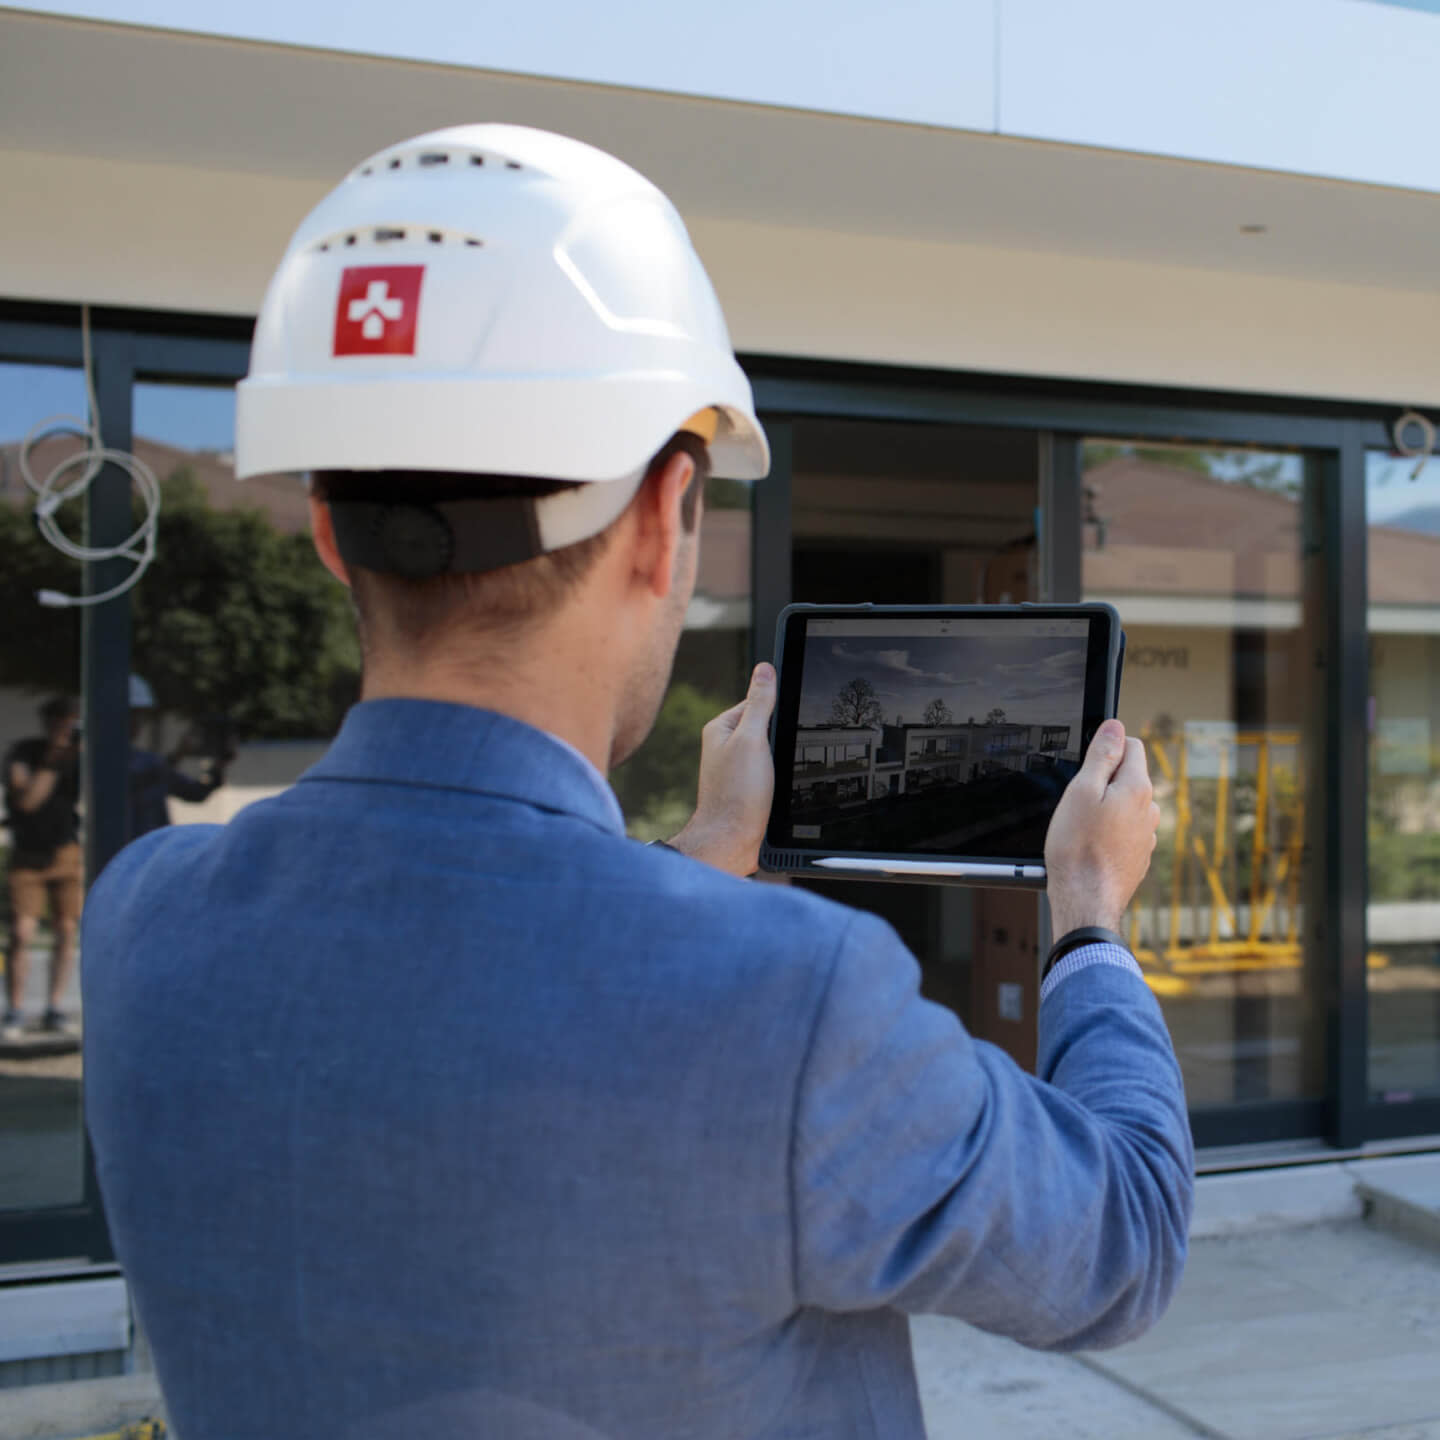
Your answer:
1044;720;1159;938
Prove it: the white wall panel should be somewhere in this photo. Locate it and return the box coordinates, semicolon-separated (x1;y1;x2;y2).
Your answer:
698;215;1440;407
0;0;997;132
4;147;1438;411
1000;0;1440;192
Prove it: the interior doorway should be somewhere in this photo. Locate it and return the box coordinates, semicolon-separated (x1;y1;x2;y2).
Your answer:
789;417;1047;1068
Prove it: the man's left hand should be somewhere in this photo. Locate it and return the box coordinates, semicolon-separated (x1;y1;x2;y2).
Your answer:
668;663;777;878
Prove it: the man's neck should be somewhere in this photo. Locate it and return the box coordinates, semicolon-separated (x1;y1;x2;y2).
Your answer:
360;637;620;776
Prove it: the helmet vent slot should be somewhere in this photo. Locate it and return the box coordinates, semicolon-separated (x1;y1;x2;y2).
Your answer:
353;149;525;177
308;227;483;254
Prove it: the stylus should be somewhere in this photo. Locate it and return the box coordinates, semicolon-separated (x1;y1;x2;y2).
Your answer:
811;858;1047;880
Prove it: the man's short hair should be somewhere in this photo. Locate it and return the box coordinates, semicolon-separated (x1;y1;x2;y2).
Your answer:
312;432;709;649
40;695;79;725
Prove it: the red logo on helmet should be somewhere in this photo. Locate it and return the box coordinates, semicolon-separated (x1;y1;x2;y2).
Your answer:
333;265;425;356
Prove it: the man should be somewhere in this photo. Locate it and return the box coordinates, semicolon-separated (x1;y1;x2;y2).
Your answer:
83;126;1190;1440
126;676;230;841
4;694;82;1039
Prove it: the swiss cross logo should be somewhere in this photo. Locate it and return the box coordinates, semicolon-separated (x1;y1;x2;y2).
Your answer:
333;265;425;356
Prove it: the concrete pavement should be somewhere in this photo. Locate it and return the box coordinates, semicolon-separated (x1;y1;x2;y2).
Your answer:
5;1153;1440;1440
918;1153;1440;1440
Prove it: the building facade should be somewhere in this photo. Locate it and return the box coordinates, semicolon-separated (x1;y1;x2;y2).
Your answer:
2;0;1440;1378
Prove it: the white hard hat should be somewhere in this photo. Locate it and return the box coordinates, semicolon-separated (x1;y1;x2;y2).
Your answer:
236;124;768;571
129;675;155;709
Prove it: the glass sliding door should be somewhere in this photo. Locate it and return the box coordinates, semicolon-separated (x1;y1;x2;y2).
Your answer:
1081;440;1327;1111
786;417;1045;1069
1366;450;1440;1105
0;359;89;1214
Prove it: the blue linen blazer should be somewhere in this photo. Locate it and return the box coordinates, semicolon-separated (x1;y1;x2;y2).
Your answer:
83;700;1193;1440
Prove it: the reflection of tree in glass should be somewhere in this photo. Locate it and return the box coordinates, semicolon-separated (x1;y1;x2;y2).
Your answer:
1369;756;1440;902
130;467;360;739
1082;441;1300;498
705;476;751;511
0;466;360;736
611;681;729;841
922;698;953;726
831;677;883;729
0;492;82;692
985;707;1007;725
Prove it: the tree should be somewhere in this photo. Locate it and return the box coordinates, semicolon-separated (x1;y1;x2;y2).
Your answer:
984;707;1008;726
831;677;883;729
922;698;952;726
0;466;361;739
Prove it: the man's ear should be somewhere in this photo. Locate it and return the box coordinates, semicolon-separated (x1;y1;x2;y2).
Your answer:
308;497;352;588
631;450;696;600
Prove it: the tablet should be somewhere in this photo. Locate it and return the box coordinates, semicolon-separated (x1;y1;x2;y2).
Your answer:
760;603;1125;887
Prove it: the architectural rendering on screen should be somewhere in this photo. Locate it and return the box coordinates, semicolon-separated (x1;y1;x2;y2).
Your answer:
789;622;1087;856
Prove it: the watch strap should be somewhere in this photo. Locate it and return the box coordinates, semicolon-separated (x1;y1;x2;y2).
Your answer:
1043;925;1130;980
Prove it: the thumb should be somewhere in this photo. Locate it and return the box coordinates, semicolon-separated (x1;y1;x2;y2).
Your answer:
1077;719;1127;795
736;663;777;738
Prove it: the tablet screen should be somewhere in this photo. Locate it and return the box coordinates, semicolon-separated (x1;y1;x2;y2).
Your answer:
776;613;1100;859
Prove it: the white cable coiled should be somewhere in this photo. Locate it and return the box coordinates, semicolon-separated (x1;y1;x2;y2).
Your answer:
1393;409;1437;482
19;304;161;608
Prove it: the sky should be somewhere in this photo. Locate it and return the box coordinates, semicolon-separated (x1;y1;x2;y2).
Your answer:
798;633;1088;736
1367;452;1440;524
0;363;236;452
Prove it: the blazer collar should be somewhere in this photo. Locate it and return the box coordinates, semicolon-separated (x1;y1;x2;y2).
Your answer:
302;699;627;837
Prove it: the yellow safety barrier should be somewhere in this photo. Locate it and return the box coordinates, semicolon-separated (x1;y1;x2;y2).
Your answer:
72;1423;165;1440
1127;728;1388;994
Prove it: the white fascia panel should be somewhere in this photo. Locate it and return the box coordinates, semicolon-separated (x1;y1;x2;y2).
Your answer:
0;0;998;132
1000;0;1440;193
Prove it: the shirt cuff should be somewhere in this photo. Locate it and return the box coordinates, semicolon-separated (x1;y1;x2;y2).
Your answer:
1039;942;1144;1005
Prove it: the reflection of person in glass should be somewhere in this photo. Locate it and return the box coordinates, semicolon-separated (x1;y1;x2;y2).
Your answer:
126;676;230;841
3;695;82;1039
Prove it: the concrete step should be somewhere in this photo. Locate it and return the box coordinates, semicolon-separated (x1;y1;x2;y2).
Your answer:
0;1373;165;1440
1190;1150;1440;1247
1348;1154;1440;1252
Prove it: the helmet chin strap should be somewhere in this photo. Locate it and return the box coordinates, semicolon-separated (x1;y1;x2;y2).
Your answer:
327;465;648;579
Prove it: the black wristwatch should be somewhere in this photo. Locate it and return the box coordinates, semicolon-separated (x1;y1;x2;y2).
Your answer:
1042;926;1129;981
